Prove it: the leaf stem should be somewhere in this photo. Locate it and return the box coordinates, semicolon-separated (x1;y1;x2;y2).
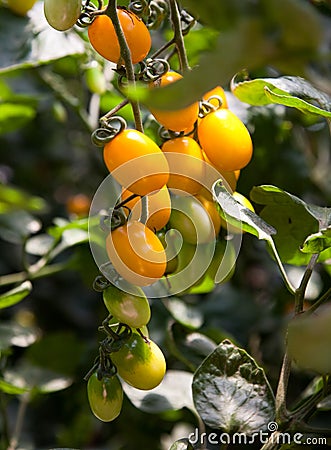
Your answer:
168;0;190;72
275;351;292;423
7;393;30;450
268;239;296;295
294;253;319;314
0;262;70;288
305;287;331;316
105;1;143;132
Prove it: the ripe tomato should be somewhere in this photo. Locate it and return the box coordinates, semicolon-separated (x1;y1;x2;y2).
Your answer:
122;185;171;231
66;193;91;217
111;333;166;390
200;154;238;193
87;373;123;422
103;129;169;197
162;137;205;195
44;0;81;31
88;9;151;65
106;221;167;286
7;0;36;15
149;72;199;132
169;194;218;244
202;85;228;109
198;109;253;172
103;282;151;328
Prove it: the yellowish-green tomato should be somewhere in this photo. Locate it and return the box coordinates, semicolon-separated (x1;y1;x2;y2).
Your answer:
44;0;81;31
111;333;166;390
87;373;123;422
103;283;151;329
7;0;37;16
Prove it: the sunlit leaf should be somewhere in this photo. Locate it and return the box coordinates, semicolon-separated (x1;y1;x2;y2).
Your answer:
122;370;195;414
0;321;38;350
231;74;331;117
0;183;46;213
0;103;36;133
162;297;204;330
192;340;275;432
301;227;331;254
0;280;32;309
0;210;41;243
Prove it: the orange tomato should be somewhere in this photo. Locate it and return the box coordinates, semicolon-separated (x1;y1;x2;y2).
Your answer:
121;185;171;231
202;85;228;109
103;129;169;196
162;137;205;195
198;109;253;172
88;9;151;65
149;72;199;132
195;193;221;238
106;221;167;286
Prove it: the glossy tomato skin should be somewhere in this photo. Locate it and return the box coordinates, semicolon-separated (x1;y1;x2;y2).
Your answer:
106;221;167;286
104;129;169;196
111;333;166;390
87;373;123;422
103;282;151;328
198;109;253;172
44;0;81;31
162;137;205;195
149;72;199;132
88;10;151;64
122;185;171;231
169;194;218;244
202;85;228;108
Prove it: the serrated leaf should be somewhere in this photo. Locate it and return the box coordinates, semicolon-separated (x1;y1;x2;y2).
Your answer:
0;322;38;350
0;280;32;309
301;227;331;254
0;4;85;74
163;297;204;330
212;181;276;240
250;185;331;264
192;340;275;433
232;75;331;117
122;370;195;414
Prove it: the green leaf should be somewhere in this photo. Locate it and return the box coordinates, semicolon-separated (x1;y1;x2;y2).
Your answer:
0;362;72;395
212;181;276;240
162;297;204;330
250;185;331;264
0;4;85;74
0;103;36;133
167;323;217;372
25;234;55;256
301;227;331;254
0;322;38;350
0;280;32;309
122;370;194;414
192;339;275;433
169;439;194;450
0;210;41;243
0;183;46;213
231;74;331;117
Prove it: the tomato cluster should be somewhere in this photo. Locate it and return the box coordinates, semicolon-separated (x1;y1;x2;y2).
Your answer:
42;0;256;423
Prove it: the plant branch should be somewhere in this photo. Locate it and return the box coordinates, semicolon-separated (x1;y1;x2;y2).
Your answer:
105;1;143;132
306;287;331;316
7;393;30;450
168;0;190;72
275;351;292;423
294;253;319;314
0;262;70;288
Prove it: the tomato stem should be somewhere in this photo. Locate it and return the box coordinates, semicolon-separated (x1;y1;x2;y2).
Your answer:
168;0;190;72
105;1;143;132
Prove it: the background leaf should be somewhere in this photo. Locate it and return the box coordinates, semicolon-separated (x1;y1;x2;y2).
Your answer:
0;280;32;309
0;322;38;350
232;75;331;117
301;227;331;254
192;340;275;433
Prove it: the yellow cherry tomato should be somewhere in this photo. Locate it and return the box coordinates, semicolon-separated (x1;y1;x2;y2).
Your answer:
106;221;167;286
7;0;37;15
202;85;228;109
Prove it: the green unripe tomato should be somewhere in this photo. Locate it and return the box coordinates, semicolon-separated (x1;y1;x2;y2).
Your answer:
111;333;166;390
85;62;106;95
7;0;37;15
169;194;217;244
44;0;81;31
87;373;123;422
103;283;151;329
